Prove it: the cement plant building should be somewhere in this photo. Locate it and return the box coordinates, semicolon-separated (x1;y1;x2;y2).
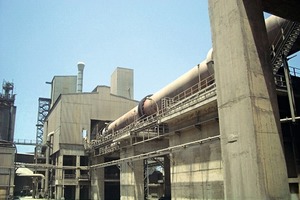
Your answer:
1;1;300;200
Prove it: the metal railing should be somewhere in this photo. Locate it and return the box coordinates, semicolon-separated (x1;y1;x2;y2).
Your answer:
274;74;287;88
172;74;214;103
161;74;215;115
270;20;300;74
64;174;76;179
14;139;37;146
79;174;89;180
289;66;300;77
274;66;300;88
91;74;217;156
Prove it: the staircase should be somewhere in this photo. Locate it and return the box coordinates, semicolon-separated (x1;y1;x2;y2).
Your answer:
271;21;300;74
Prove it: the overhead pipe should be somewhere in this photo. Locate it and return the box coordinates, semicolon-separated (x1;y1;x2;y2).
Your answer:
104;15;296;135
105;50;214;135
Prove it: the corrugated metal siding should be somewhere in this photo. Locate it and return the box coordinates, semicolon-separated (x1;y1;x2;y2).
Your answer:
0;107;10;141
60;94;92;144
45;101;62;153
51;76;77;107
53;128;60;153
46;87;138;153
110;68;134;99
0;147;15;198
91;87;138;120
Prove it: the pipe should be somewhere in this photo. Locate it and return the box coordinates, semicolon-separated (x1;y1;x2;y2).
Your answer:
283;56;297;122
45;131;54;197
105;50;214;134
104;15;297;135
47;131;55;143
77;62;85;93
280;116;300;122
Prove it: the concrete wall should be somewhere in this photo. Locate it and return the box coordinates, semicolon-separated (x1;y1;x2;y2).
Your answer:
168;104;222;199
51;76;77;107
111;67;134;99
118;140;169;200
44;86;138;153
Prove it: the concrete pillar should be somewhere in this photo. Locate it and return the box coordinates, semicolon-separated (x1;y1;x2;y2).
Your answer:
163;155;171;199
90;156;105;200
208;0;290;199
120;147;144;200
75;155;80;200
56;154;64;200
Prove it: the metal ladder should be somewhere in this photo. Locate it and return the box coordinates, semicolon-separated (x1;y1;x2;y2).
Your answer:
271;21;300;74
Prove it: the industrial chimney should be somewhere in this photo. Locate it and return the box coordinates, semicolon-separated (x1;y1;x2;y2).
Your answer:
77;62;85;93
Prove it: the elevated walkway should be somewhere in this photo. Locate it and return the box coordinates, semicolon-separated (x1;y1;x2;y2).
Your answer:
14;139;37;146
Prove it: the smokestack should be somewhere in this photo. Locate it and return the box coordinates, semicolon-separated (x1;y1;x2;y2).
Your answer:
77;62;85;93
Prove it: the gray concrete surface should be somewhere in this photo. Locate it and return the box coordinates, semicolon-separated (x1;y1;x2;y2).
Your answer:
209;0;290;199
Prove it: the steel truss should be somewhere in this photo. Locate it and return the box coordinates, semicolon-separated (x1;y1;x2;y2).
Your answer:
35;98;51;156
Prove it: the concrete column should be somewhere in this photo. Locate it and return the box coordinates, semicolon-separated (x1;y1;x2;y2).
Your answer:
75;155;80;200
163;155;171;199
75;185;80;200
90;156;105;200
208;0;290;199
56;154;64;200
120;147;144;200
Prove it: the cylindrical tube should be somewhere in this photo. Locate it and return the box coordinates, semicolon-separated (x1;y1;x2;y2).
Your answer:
77;62;85;93
105;15;292;135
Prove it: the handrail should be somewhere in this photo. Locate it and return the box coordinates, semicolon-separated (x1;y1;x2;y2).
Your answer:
91;75;217;156
14;139;37;146
270;21;300;74
289;66;300;77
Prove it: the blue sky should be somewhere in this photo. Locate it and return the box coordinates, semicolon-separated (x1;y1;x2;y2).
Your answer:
0;1;211;153
0;1;299;153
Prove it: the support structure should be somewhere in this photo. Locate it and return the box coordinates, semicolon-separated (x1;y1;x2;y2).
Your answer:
35;97;51;156
282;56;297;122
208;0;290;199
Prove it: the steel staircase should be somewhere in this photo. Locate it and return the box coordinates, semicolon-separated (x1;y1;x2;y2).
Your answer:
271;21;300;74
